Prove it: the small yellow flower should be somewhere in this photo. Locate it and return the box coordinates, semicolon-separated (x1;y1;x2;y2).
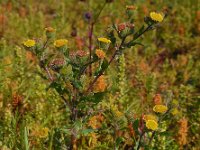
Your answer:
98;37;111;44
39;127;49;138
23;39;36;47
150;12;164;22
111;105;123;117
95;49;106;59
153;105;168;113
54;39;68;48
146;120;158;130
144;114;158;122
171;108;179;115
45;27;56;32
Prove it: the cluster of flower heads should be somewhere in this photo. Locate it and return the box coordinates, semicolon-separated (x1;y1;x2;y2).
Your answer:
23;38;68;49
144;94;168;131
23;27;68;49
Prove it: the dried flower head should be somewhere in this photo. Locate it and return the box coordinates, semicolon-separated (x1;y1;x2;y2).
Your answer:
88;116;98;129
146;120;158;130
95;49;106;59
88;114;104;129
118;23;126;31
150;12;164;22
75;50;88;57
23;39;36;47
54;39;68;48
98;37;111;44
12;93;23;111
153;104;168;113
94;75;107;92
177;118;188;146
153;94;162;105
49;58;65;71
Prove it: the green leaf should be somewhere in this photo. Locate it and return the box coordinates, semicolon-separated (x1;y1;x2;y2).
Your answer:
80;92;106;104
133;25;145;40
81;129;96;136
48;82;64;95
133;119;139;134
144;17;154;26
72;80;82;89
101;59;109;71
24;127;29;150
127;41;144;48
116;137;124;148
60;64;73;77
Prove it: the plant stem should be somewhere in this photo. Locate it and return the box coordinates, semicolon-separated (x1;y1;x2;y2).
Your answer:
134;24;153;41
88;1;106;77
136;131;145;150
148;131;156;146
88;22;94;77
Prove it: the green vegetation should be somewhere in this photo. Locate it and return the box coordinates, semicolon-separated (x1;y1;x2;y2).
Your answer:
0;0;199;149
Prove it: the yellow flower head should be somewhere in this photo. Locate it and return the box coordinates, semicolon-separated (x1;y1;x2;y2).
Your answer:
153;94;162;105
95;49;106;59
153;104;168;113
144;114;158;122
23;39;36;47
146;120;158;130
98;37;111;44
150;12;164;22
54;39;68;48
45;27;56;32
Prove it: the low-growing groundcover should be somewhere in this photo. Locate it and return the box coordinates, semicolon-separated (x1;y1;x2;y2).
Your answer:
0;0;199;149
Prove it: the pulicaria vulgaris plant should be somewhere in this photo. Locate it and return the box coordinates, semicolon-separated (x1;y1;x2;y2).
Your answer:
22;5;171;149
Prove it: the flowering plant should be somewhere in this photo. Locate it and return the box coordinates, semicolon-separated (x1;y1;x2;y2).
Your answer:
22;4;169;149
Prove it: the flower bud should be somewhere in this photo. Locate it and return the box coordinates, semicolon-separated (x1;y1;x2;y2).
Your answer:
54;39;69;56
126;5;136;17
45;27;56;39
117;22;135;38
